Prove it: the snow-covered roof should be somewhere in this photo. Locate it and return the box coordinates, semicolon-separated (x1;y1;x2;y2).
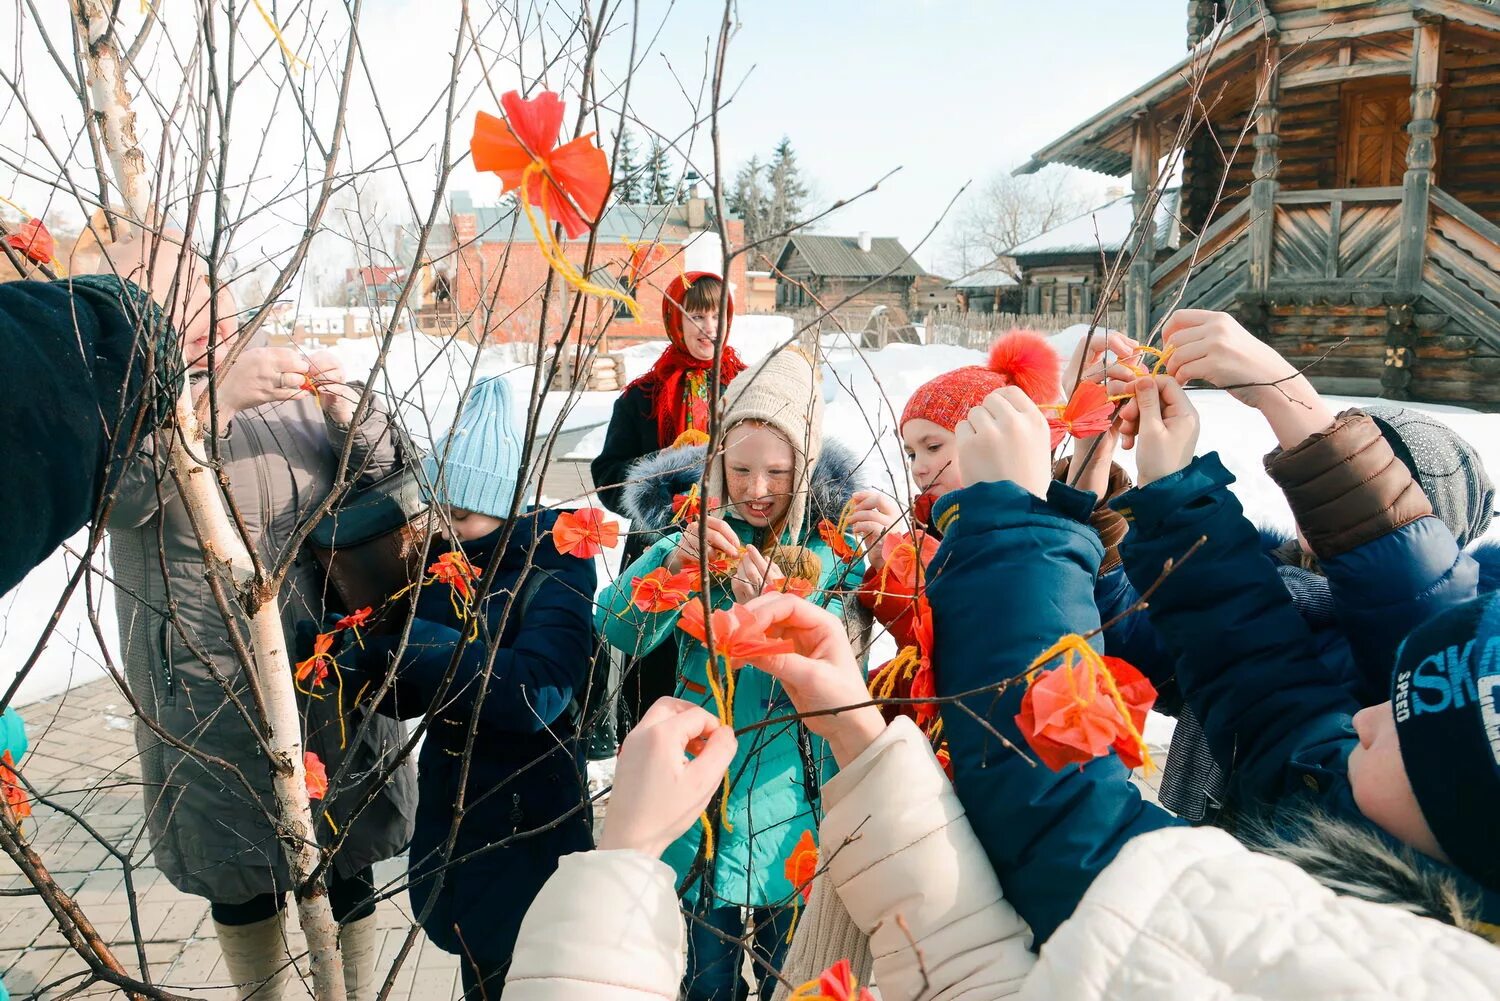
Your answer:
947;268;1017;290
1005;189;1180;259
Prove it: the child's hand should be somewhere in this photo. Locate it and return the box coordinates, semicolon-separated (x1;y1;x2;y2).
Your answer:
666;514;740;573
596;697;737;858
1160;309;1295;406
731;545;784;603
1064;328;1139;389
846;490;902;568
955;386;1051;498
739;593;886;767
1132;376;1200;485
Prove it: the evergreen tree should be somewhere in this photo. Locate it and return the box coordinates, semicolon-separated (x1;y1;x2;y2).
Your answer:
728;155;771;246
768;136;809;235
612;128;642;204
644;137;674;205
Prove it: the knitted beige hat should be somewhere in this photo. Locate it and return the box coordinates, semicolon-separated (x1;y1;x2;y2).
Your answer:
707;347;824;545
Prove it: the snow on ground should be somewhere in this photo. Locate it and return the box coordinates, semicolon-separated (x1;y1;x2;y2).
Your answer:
7;317;1500;706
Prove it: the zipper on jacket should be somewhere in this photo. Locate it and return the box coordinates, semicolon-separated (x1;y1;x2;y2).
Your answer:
157;618;177;707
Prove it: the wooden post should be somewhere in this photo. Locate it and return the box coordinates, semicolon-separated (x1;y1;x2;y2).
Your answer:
1395;20;1442;295
1128;113;1159;342
1248;37;1281;295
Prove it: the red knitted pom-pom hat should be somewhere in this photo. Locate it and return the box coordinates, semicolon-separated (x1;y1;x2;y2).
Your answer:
899;329;1062;432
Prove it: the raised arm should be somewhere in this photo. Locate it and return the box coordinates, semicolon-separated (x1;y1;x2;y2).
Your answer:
1112;377;1357;809
1264;408;1478;706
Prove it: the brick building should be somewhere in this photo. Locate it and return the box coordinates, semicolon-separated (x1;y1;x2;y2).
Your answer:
447;190;747;346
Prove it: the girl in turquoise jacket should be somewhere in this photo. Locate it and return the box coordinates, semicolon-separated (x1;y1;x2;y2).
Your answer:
596;348;866;1001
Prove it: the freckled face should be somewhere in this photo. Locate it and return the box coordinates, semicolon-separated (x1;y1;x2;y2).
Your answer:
723;422;794;529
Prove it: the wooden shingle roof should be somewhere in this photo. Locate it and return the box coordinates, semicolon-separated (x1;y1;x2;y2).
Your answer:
775;234;927;278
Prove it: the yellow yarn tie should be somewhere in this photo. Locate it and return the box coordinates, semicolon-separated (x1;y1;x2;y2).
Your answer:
1026;634;1154;772
252;0;309;69
519;162;642;321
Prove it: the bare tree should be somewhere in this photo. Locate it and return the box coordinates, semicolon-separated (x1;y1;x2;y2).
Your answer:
941;166;1096;278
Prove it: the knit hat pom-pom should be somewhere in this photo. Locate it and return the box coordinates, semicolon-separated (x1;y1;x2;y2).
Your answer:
988;329;1062;404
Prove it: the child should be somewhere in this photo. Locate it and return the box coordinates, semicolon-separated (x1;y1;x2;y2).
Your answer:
1105;309;1491;820
503;582;1500;1000
929;377;1500;941
320;376;598;1000
595;347;865;1001
592;272;746;736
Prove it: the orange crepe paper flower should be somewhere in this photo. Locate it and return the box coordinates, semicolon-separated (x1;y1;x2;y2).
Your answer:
429;551;482;602
671;485;721;525
678;550;743;592
295;632;334;689
552;508;620;559
631;567;694;613
785;829;818;903
625;238;664;286
1015;635;1156;771
304;751;328;800
5;218;54;265
764;574;815;599
788;960;875;1001
1045;381;1116;449
334;607;372;632
818;519;859;563
470;91;609;240
0;751;29;821
678;601;796;663
879;531;938;593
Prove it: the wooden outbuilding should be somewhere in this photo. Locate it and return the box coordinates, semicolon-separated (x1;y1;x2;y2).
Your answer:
1019;0;1500;405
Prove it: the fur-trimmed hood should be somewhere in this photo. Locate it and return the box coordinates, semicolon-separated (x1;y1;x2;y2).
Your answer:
1239;805;1492;935
621;439;865;537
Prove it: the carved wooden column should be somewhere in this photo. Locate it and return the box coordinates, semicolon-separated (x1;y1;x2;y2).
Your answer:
1129;113;1159;342
1395;20;1442;295
1248;36;1281;295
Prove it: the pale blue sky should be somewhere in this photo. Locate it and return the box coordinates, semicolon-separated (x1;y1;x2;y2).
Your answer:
606;1;1189;271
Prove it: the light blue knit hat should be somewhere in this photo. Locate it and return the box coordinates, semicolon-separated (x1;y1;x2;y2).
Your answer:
421;376;523;520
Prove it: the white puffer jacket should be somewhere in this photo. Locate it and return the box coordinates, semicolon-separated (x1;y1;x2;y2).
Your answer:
504;718;1500;1000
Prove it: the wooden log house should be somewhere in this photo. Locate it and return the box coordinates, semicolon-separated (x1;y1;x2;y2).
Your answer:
1017;0;1500;406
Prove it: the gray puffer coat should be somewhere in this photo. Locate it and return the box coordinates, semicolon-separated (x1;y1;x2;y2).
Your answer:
107;383;417;903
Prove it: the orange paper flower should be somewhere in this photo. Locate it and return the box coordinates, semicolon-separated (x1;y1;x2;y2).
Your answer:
879;531;938;592
631;567;694;613
1046;381;1116;449
295;632;334;689
678;601;796;663
0;751;29;821
784;829;818;902
764;574;815;599
678;550;743;591
5;218;53;265
625;238;664;287
429;551;482;601
304;751;328;800
552;508;620;559
470;91;609;240
334;607;372;632
818;519;859;563
1015;637;1156;771
789;960;875;1001
671;485;719;525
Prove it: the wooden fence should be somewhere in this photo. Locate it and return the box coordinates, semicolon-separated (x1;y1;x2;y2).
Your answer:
925;311;1127;350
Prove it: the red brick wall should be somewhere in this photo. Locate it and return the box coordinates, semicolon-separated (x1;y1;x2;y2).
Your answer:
450;215;747;345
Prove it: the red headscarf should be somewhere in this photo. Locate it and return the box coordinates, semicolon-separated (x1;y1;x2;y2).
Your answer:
626;271;746;448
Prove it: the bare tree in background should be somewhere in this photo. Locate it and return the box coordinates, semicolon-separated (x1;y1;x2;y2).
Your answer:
941;166;1096;278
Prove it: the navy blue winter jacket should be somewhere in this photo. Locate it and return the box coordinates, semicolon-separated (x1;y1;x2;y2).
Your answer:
347;508;597;966
1113;454;1500;920
927;480;1182;946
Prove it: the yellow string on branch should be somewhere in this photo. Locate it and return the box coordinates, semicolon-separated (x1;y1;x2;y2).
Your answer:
252;0;309;70
519;162;642;321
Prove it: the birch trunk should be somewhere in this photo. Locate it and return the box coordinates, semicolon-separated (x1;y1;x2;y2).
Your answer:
70;2;348;996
